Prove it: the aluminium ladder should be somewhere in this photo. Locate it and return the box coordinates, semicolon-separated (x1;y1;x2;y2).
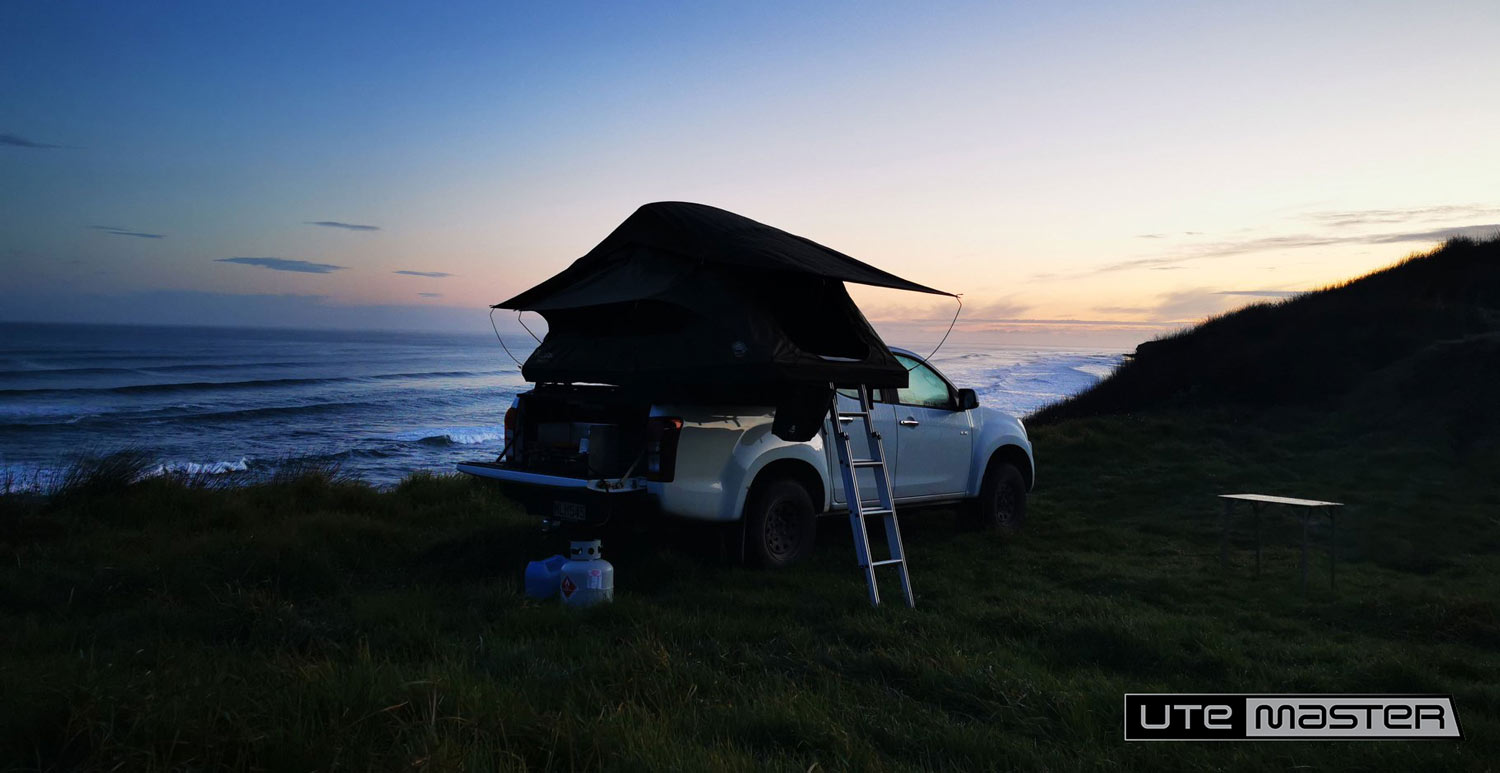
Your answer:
829;384;915;607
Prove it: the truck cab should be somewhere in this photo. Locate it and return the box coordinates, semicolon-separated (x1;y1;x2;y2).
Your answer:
459;347;1034;566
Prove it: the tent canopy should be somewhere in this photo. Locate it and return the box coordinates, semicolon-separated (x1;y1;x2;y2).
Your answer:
495;203;952;427
499;201;952;310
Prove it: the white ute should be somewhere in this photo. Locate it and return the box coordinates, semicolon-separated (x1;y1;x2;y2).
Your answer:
459;348;1034;567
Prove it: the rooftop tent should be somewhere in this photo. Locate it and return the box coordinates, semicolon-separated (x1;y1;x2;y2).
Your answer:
496;202;954;438
502;201;949;308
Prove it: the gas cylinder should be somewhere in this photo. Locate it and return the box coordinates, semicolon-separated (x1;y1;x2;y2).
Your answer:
523;554;567;600
559;539;614;607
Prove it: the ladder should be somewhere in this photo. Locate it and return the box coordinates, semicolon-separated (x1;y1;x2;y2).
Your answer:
829;384;915;607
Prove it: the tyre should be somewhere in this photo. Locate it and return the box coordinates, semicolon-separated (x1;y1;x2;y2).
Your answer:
968;460;1027;533
743;477;817;568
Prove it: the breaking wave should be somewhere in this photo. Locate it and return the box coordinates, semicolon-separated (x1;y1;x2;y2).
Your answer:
396;427;504;446
1;456;252;493
142;457;251;477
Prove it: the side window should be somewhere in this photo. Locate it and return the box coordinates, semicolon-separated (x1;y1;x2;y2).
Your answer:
839;387;900;404
836;387;890;408
894;354;954;409
837;387;871;403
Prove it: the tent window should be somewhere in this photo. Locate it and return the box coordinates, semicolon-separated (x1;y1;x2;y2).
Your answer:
755;278;869;359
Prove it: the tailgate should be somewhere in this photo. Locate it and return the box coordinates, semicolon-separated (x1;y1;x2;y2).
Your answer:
457;461;648;526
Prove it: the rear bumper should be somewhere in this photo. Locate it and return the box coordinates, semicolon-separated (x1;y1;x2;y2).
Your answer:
457;461;651;527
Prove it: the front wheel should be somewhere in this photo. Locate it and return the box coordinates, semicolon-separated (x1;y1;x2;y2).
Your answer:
968;460;1027;533
743;478;816;568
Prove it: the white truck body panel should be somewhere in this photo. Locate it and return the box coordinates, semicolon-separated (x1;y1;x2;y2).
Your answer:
461;349;1034;523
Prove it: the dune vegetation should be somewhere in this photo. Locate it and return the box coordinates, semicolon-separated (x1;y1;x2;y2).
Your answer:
3;237;1498;770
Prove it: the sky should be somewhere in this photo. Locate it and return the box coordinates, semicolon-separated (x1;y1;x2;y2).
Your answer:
3;0;1498;350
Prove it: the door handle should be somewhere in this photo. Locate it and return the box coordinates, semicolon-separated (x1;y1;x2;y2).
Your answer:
899;418;920;427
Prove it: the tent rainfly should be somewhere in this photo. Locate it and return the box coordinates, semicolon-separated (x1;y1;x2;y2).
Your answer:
496;201;954;440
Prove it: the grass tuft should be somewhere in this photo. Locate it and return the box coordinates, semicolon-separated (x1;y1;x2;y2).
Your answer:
50;449;158;498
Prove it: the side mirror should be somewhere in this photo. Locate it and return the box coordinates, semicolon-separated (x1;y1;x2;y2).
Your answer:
957;388;979;411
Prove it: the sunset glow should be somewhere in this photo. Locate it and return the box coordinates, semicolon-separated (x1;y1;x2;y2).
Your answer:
4;1;1497;349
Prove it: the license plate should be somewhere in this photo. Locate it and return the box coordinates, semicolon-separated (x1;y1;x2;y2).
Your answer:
552;500;587;522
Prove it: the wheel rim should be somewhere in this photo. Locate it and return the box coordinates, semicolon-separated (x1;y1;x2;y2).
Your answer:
765;499;798;558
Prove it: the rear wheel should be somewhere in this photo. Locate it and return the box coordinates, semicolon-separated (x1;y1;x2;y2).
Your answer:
968;460;1027;533
744;478;816;568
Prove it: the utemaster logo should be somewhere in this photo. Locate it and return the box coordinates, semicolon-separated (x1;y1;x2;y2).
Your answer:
1123;694;1463;741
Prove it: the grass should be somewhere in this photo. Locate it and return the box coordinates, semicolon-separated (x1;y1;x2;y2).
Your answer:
3;405;1497;771
5;236;1498;770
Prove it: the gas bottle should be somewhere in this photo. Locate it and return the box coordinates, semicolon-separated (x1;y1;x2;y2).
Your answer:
559;539;614;607
523;554;567;600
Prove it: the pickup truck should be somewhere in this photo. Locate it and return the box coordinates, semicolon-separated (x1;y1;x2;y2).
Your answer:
459;348;1034;567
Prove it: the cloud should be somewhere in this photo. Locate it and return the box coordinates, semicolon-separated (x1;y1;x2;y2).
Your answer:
1;133;65;149
1215;290;1298;298
1097;287;1298;323
1305;205;1500;228
90;225;165;239
216;257;346;274
1156;287;1309;320
418;292;443;298
871;316;1177;350
1094;290;1234;322
1136;234;1166;239
1152;289;1250;321
1092;305;1154;316
1097;234;1350;273
857;297;1028;326
1367;224;1500;243
858;297;1179;347
306;220;380;231
1088;223;1500;274
394;270;453;278
944;299;1031;323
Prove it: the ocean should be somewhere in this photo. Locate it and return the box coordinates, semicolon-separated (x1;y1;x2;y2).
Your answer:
0;322;1123;489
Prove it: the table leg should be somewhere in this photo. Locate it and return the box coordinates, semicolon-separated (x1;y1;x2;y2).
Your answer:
1328;507;1336;589
1220;499;1232;569
1299;512;1309;594
1254;503;1262;578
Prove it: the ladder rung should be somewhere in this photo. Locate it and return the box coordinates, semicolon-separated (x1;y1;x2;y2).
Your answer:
855;508;893;517
839;410;870;417
851;459;884;468
869;558;905;567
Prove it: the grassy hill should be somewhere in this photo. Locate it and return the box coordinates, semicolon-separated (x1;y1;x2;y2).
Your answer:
3;238;1499;770
1033;234;1500;441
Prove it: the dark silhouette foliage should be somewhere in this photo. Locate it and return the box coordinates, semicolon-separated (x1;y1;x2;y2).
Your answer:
1034;234;1500;423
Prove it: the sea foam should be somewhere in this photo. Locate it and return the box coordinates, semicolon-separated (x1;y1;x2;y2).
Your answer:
142;457;251;477
396;427;504;446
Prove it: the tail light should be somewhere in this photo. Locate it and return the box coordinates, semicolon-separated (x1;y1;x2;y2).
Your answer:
644;417;684;482
503;407;517;460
